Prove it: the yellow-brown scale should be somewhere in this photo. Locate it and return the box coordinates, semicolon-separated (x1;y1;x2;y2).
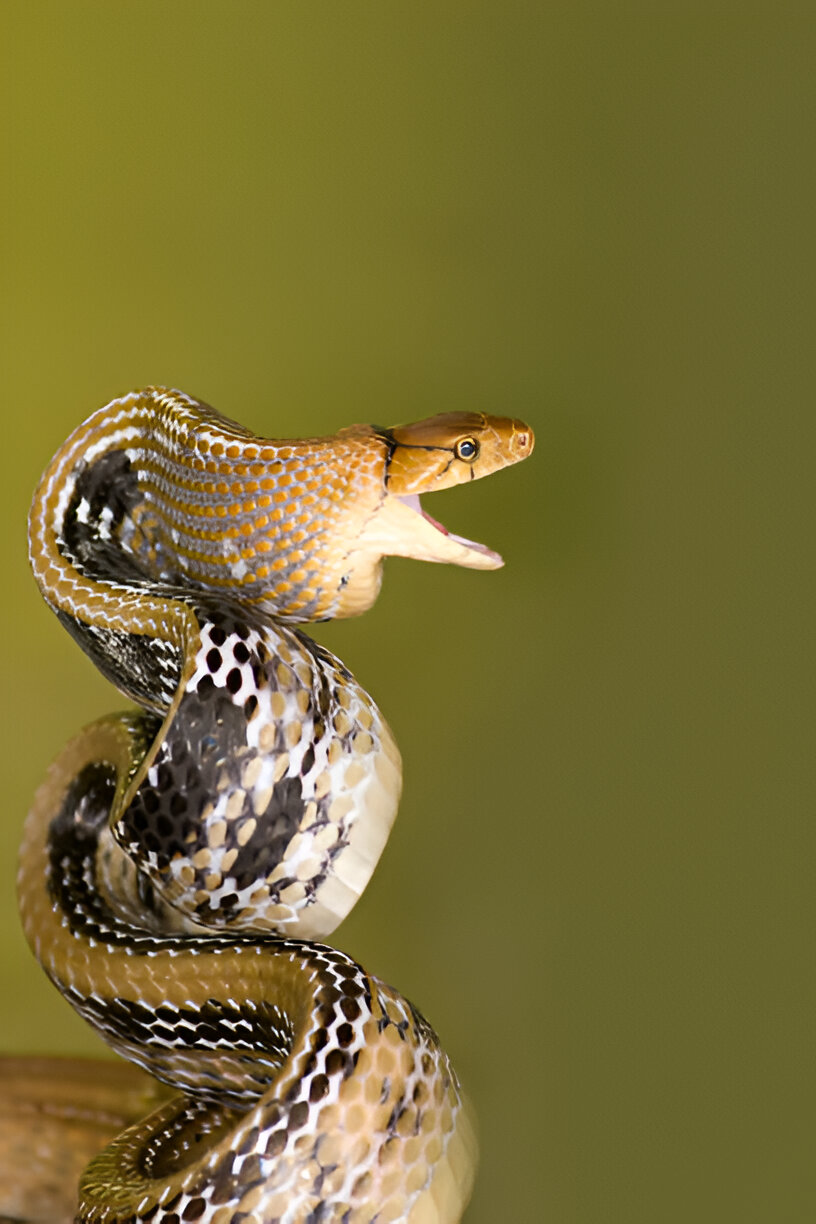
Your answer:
10;387;532;1223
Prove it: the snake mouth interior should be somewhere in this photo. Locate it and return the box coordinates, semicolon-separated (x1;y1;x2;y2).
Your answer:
396;493;503;565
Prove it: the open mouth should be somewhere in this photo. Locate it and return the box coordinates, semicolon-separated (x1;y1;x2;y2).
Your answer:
396;494;503;565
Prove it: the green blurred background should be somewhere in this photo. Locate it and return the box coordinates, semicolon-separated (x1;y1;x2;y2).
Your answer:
2;4;814;1221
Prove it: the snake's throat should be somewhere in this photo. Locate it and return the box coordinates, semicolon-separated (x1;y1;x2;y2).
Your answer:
387;494;504;569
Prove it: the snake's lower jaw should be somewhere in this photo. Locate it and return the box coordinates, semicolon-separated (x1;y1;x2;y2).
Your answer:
362;494;504;570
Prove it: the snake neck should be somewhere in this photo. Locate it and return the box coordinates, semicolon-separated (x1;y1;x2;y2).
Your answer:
27;387;386;632
28;386;534;630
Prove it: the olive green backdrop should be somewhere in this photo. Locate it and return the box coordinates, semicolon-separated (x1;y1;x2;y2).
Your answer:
1;4;813;1221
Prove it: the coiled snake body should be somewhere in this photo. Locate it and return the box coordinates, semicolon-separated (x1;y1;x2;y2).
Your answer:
13;389;533;1223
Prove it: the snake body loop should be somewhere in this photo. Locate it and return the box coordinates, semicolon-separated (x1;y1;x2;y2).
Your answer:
18;388;533;1223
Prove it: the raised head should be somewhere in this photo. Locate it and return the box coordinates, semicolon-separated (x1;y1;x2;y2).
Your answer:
344;411;535;600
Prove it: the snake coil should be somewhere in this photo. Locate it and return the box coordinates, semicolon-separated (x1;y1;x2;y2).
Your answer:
15;388;533;1223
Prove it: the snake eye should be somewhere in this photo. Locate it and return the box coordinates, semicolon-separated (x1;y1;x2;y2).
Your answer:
455;437;479;462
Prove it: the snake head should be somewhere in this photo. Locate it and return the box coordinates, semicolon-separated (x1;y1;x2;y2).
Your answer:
385;412;534;495
348;412;534;582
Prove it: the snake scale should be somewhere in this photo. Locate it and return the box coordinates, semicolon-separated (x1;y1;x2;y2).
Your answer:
12;388;533;1223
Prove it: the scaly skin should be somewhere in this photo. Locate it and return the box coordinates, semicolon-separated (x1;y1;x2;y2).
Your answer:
29;387;533;623
10;388;534;1224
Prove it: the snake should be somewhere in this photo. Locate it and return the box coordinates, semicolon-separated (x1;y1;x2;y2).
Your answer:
13;387;533;1224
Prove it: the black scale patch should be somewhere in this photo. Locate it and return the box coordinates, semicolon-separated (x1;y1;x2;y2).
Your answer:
57;449;185;711
56;609;183;714
74;994;295;1108
117;681;281;876
115;605;323;924
61;450;144;577
47;760;118;896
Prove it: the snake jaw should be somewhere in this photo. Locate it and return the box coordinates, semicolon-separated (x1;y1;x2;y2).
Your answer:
326;487;504;617
358;492;504;570
396;494;504;568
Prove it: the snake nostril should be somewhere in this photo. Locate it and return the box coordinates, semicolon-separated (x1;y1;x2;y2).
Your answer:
513;428;533;455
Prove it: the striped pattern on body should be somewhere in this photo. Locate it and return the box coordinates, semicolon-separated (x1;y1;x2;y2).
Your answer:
13;388;533;1222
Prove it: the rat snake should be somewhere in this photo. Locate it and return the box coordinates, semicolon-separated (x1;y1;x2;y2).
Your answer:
12;388;533;1223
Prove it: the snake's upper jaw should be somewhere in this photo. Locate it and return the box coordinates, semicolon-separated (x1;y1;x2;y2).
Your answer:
359;492;504;570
